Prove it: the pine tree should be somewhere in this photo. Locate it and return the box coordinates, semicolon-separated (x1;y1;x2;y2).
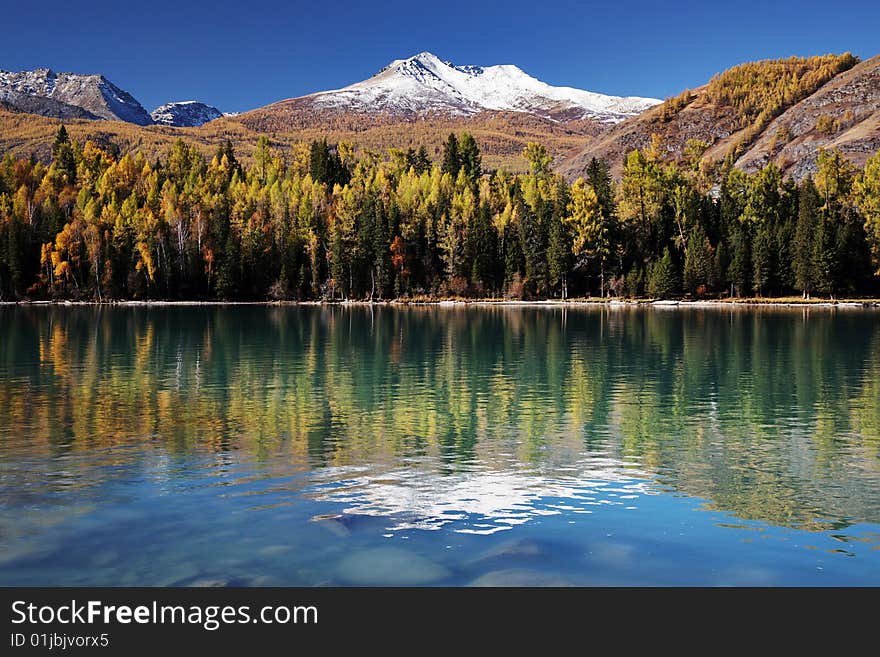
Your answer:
215;230;241;300
647;248;678;298
457;133;482;184
441;133;460;177
585;158;614;215
52;125;77;183
469;202;498;293
729;224;751;297
503;222;524;290
416;146;432;175
812;215;838;299
518;196;548;296
547;202;571;298
683;224;714;295
751;223;774;296
405;147;418;172
309;139;331;184
52;125;69;152
834;209;873;296
794;178;820;297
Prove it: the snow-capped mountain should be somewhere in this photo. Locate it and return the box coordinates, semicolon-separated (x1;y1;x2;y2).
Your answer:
151;101;224;127
305;52;660;122
0;68;152;125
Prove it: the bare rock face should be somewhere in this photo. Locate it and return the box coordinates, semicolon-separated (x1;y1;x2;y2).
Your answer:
0;68;152;125
151;101;224;127
560;54;880;182
557;88;743;180
735;56;880;179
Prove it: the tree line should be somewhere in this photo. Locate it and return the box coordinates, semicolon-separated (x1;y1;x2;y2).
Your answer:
0;126;879;301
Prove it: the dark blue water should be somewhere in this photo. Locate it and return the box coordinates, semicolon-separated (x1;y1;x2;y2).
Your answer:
1;305;878;585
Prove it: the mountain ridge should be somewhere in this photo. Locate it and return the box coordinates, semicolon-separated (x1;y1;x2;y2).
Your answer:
150;101;224;127
0;53;877;179
0;68;153;125
558;53;878;181
296;51;660;122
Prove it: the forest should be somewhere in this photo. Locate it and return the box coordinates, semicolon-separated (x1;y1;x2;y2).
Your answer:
0;126;879;301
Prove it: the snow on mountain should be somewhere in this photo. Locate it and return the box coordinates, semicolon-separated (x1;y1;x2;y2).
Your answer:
151;101;224;127
0;68;152;125
307;52;660;122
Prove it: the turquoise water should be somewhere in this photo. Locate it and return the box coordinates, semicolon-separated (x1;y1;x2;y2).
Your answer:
1;305;878;586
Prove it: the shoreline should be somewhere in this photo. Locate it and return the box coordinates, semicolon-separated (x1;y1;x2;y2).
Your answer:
2;298;879;309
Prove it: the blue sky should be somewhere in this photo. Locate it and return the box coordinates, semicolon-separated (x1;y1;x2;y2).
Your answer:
1;0;878;113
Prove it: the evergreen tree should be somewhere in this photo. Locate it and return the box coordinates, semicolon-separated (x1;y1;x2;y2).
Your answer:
585;158;615;216
518;196;548;296
309;139;332;184
215;231;241;300
729;224;752;297
405;148;418;172
457;133;482;184
794;178;820;297
469;201;498;293
752;223;774;296
415;146;432;175
547;201;572;298
834;209;873;296
648;248;678;298
812;214;838;298
52;125;77;183
503;222;524;290
0;133;877;303
441;133;460;177
683;224;714;295
217;140;241;178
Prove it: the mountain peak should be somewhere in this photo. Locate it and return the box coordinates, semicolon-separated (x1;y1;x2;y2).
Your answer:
412;51;443;62
151;101;224;127
0;68;152;125
314;52;661;122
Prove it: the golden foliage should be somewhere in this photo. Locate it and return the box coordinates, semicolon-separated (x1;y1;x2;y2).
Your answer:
706;53;858;131
658;89;694;121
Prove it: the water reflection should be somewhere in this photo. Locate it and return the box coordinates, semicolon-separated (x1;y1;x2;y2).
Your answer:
1;305;879;584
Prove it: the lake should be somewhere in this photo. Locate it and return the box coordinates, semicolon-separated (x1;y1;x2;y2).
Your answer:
1;304;878;586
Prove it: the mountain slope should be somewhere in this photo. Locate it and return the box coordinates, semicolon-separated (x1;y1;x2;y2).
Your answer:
0;54;659;169
0;93;99;120
734;55;880;178
151;101;223;127
225;52;659;170
306;51;659;121
240;52;659;132
0;106;609;173
0;68;152;125
559;53;869;180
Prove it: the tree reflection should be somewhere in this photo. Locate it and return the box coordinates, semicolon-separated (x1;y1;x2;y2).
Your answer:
1;305;878;530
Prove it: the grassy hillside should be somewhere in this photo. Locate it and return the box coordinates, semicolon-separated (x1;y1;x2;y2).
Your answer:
0;105;599;173
735;55;880;178
559;53;869;180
